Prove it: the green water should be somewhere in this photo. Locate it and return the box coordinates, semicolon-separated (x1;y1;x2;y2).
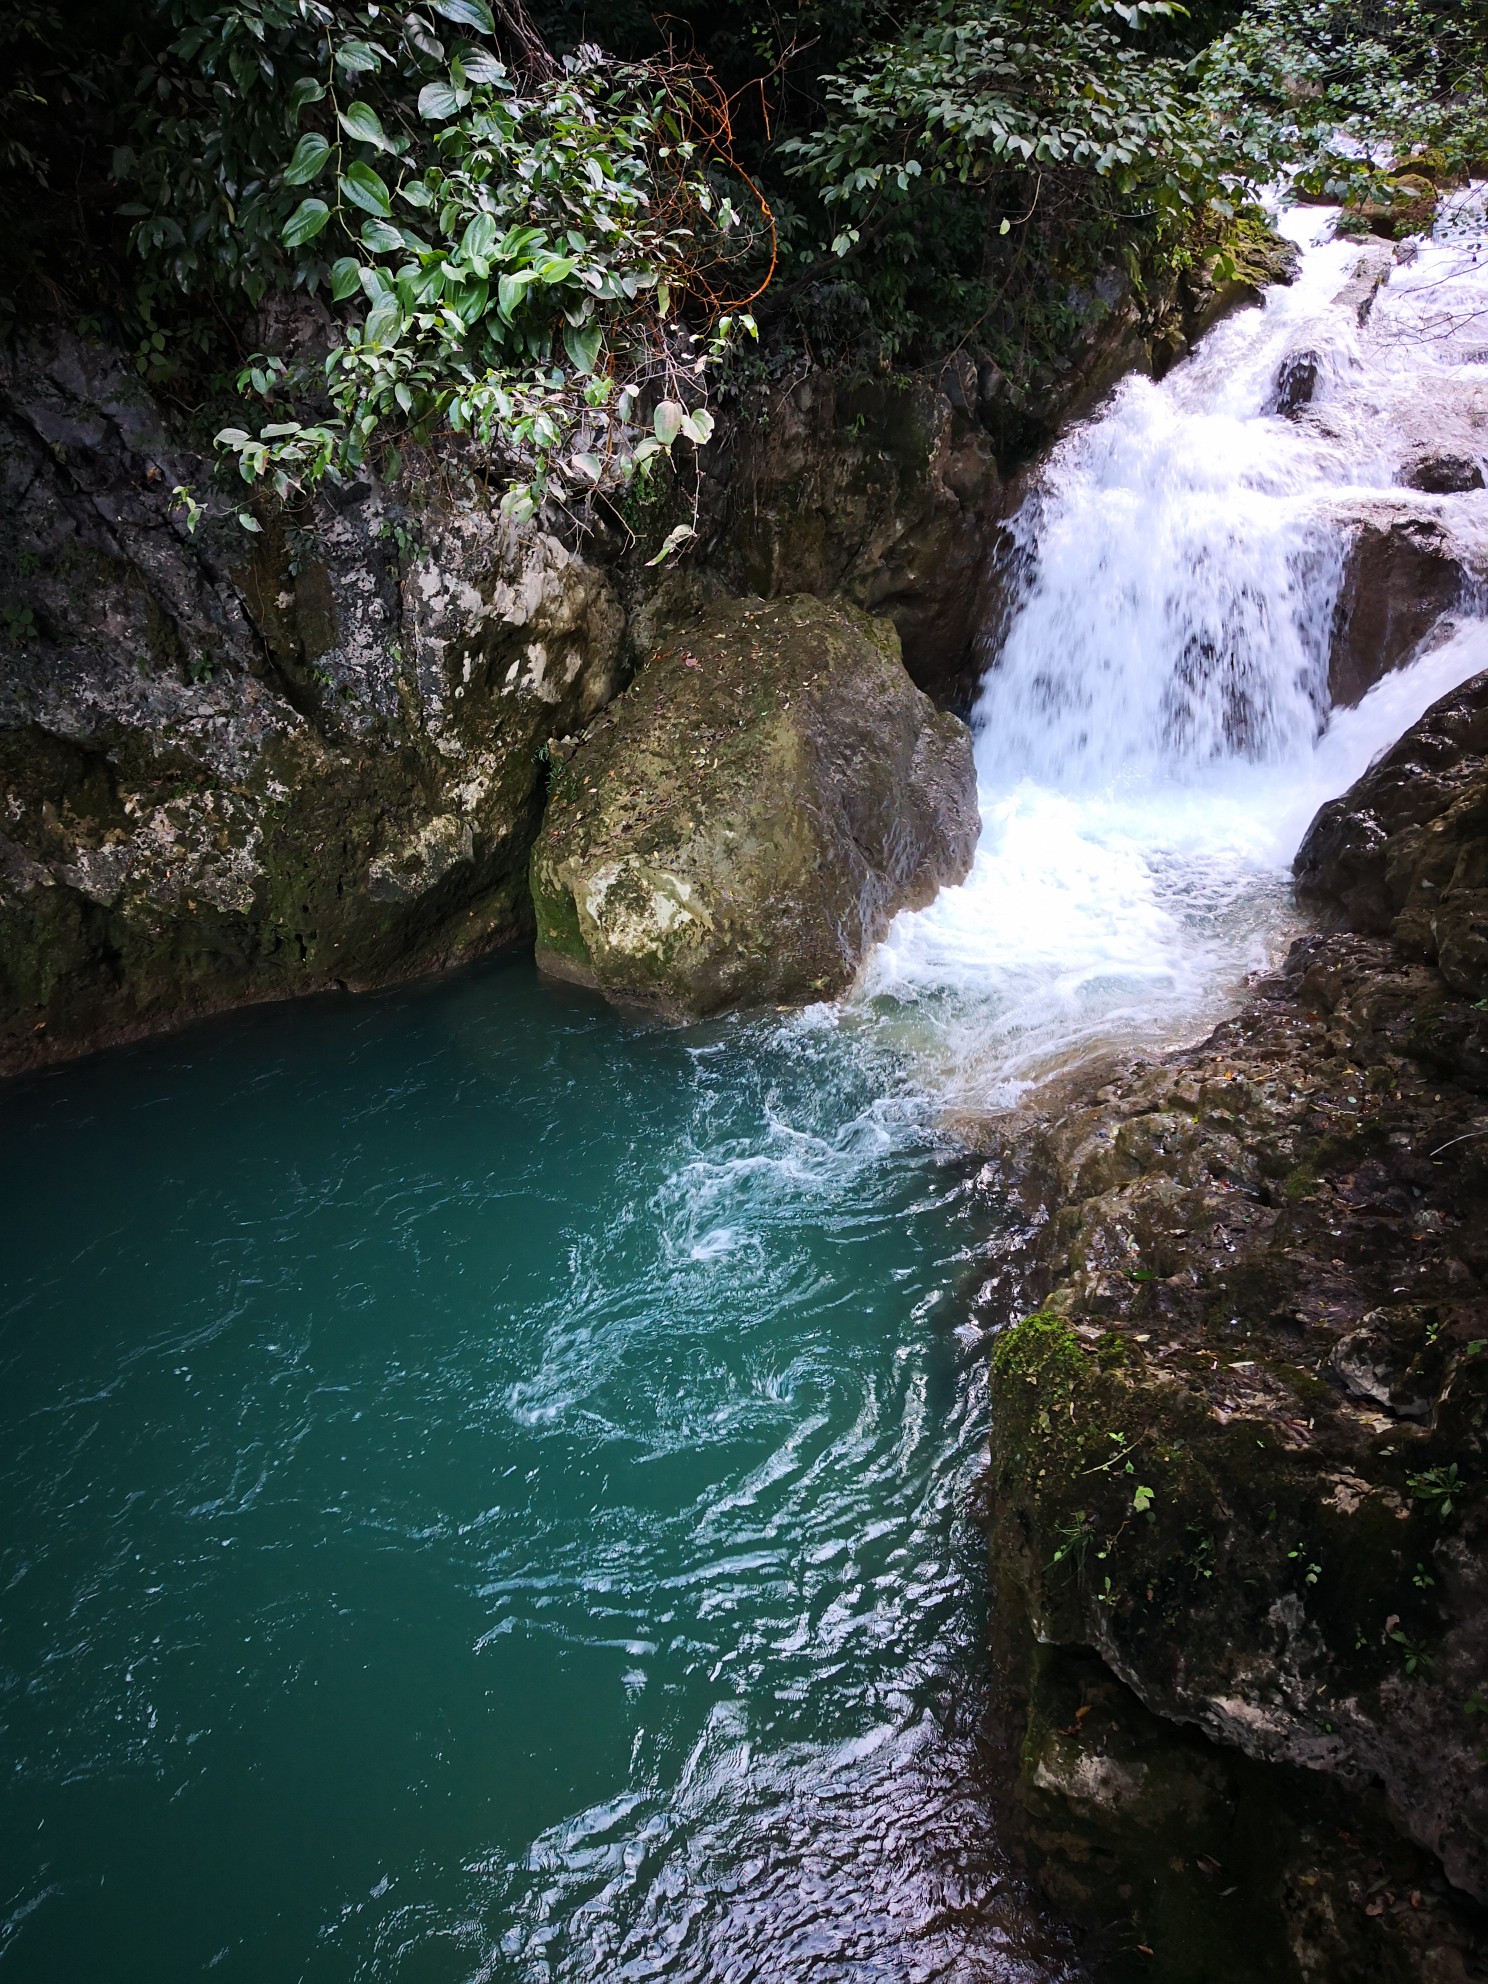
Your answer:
0;958;1068;1982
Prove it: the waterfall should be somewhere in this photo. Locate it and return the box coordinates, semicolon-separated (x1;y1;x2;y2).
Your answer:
862;199;1488;1107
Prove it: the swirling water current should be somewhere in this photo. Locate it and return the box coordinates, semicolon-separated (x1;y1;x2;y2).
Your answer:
8;201;1488;1981
0;972;1064;1982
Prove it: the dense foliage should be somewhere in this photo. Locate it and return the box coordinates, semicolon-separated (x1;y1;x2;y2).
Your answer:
115;0;767;521
3;0;1487;523
1202;0;1488;200
778;0;1231;376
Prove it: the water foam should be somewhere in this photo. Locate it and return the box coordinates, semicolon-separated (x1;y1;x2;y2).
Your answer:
863;202;1488;1107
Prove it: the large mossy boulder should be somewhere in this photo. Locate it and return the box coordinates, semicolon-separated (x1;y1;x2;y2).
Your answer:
529;593;979;1015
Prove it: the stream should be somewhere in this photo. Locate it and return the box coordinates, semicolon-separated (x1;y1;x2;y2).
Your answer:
4;207;1488;1981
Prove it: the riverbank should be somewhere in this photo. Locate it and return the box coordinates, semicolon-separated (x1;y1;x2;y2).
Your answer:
974;669;1488;1980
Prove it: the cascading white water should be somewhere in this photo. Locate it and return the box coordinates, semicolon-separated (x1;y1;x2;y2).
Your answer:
862;197;1488;1109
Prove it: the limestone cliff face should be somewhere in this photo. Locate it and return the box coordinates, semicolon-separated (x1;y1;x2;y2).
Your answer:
0;332;625;1075
977;673;1488;1983
530;594;978;1015
0;222;1297;1071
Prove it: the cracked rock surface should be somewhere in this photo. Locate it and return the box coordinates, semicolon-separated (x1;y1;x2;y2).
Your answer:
0;331;624;1074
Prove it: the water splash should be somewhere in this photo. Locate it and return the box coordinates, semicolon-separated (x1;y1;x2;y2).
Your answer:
864;203;1488;1108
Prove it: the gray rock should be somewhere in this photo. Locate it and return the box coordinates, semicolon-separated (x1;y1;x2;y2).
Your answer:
0;330;625;1075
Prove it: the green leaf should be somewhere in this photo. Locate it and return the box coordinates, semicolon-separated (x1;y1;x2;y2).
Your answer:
335;39;380;74
339;101;392;151
451;277;489;325
360;218;404;255
282;197;331;246
237;512;263;533
341;162;392;217
563;321;602;376
652;400;684;445
461;49;507;84
288;76;326;115
1133;1485;1155;1515
431;0;495;34
496;268;538;319
417;80;465;120
460;212;498;266
284;133;331;185
680;408;715;446
363;296;404;347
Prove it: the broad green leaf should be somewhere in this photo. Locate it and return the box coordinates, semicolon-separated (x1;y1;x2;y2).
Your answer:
237;511;263;533
341;162;392;217
533;254;576;284
452;277;489;324
460;213;497;265
399;181;435;209
329;257;364;301
360;218;404;254
462;49;507;83
339;101;392;150
652;399;684;445
496;268;538;319
284;133;331;184
563;321;601;376
680;408;715;446
282;197;331;246
569;451;602;482
432;0;495;34
417;81;464;120
288;76;326;114
335;39;380;74
363;296;404;346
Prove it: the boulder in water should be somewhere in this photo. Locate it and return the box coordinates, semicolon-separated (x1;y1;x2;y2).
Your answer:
1270;348;1320;417
1296;666;1488;998
530;594;979;1015
1406;453;1486;495
1327;505;1478;707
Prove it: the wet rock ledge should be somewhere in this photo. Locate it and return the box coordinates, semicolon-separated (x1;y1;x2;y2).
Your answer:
978;671;1488;1982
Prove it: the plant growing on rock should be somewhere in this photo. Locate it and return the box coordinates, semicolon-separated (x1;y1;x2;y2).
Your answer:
117;0;770;520
777;0;1248;365
1200;0;1488;205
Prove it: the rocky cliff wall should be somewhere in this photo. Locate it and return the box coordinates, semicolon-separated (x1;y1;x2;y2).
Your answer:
0;234;1295;1074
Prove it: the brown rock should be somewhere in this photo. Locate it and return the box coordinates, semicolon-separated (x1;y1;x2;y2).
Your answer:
1328;508;1470;707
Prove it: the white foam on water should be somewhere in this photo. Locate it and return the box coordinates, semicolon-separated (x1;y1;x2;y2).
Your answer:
860;201;1488;1109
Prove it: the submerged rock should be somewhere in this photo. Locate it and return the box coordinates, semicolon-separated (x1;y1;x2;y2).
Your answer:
1407;454;1486;496
529;594;978;1015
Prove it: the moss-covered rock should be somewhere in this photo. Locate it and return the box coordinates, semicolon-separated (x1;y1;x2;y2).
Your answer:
529;593;978;1015
975;902;1488;1970
0;330;625;1075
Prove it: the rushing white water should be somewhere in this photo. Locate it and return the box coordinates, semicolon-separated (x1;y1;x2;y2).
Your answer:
862;199;1488;1110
